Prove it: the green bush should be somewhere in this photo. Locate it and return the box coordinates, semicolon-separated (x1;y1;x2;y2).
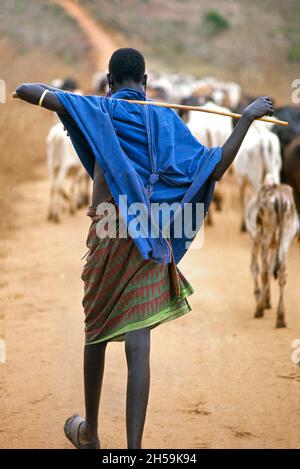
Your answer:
288;47;300;61
202;10;229;36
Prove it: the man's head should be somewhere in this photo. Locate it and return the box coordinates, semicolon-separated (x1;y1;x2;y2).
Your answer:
107;48;147;93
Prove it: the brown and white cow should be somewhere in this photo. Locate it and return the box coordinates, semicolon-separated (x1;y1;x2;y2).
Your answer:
245;176;299;328
234;121;282;231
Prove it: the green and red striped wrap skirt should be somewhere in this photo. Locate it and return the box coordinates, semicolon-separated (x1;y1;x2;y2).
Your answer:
82;199;194;345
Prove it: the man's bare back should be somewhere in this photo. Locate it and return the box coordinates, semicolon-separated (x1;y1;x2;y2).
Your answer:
92;161;111;207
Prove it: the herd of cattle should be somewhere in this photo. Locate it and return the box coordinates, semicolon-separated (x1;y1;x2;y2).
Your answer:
45;73;300;328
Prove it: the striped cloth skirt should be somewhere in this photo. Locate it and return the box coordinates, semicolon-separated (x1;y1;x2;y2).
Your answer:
82;200;194;345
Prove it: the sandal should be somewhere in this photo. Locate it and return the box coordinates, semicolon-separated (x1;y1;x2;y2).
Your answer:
64;414;100;449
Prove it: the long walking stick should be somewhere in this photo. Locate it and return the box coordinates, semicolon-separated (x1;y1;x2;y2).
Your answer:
119;99;288;127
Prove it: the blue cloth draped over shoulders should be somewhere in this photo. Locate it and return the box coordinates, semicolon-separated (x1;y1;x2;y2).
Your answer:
55;88;222;264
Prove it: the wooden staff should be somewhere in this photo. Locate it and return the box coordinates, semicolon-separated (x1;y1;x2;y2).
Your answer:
119;99;288;127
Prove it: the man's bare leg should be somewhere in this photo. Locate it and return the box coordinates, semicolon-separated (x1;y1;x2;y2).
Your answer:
125;328;151;449
78;340;107;446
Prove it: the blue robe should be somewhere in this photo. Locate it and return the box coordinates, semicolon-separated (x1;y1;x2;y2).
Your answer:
55;88;222;264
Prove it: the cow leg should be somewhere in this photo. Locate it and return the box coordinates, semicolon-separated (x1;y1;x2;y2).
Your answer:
47;143;59;223
213;187;223;212
53;166;70;221
83;175;90;206
76;174;84;209
250;236;261;317
48;185;55;221
256;241;269;318
265;245;277;310
262;247;273;310
240;178;247;232
81;173;90;207
206;209;213;226
47;167;61;223
49;181;62;223
69;185;77;214
264;277;272;309
77;172;90;208
276;259;287;328
75;173;89;210
68;171;78;215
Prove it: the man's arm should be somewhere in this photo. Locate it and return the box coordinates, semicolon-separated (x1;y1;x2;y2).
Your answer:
211;96;275;181
12;83;68;114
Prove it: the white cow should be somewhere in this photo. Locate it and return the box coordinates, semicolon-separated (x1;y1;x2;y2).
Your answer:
46;123;90;223
184;101;233;224
186;101;233;147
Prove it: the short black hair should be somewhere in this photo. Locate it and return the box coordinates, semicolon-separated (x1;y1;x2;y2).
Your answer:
108;48;145;84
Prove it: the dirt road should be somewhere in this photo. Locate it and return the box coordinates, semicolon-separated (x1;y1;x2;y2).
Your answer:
53;0;121;69
0;171;299;449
